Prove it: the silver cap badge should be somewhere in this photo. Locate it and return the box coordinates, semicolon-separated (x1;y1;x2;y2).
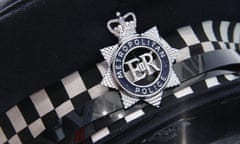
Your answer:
100;12;180;109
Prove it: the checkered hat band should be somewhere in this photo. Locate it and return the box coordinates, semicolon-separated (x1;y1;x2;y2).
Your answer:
77;71;239;144
0;20;240;144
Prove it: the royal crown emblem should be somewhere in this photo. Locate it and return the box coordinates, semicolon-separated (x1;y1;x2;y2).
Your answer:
100;12;180;109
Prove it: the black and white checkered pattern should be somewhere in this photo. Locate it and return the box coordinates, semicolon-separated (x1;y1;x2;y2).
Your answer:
88;71;239;132
80;108;147;144
0;20;239;144
166;21;240;62
79;73;240;144
173;73;240;98
0;61;109;144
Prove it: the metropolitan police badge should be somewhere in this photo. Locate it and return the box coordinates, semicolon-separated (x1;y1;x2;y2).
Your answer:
100;12;180;108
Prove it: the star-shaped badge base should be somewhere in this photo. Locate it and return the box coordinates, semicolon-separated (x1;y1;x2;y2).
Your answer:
100;26;180;109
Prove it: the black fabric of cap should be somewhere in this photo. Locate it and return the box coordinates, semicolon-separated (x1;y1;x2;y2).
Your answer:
0;0;240;113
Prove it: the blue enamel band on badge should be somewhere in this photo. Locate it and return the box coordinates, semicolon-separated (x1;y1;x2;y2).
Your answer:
113;37;170;97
